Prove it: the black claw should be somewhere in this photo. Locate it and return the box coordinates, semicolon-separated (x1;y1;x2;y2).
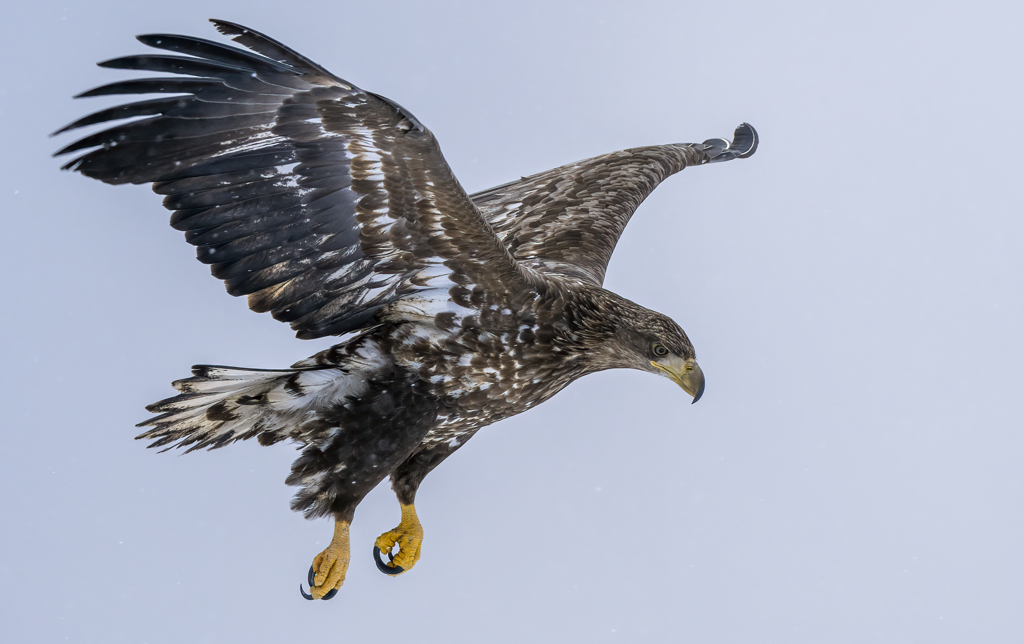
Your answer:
373;545;404;575
299;563;338;600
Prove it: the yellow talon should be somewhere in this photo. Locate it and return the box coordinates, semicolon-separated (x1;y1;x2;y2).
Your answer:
309;520;350;599
374;503;423;574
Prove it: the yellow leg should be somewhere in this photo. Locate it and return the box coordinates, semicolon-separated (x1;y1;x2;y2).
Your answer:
309;519;350;599
374;503;423;574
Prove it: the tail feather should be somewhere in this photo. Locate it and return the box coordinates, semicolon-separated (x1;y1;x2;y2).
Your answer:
137;364;361;452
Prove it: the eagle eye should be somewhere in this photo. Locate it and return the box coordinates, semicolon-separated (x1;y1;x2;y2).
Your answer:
652;343;669;357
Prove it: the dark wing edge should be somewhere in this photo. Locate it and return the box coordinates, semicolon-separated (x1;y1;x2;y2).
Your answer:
53;21;528;339
702;122;758;163
471;123;758;285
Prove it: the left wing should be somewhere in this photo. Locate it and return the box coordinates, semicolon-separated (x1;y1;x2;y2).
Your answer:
471;124;758;285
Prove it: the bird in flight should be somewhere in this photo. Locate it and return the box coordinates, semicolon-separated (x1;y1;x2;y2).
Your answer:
54;19;757;600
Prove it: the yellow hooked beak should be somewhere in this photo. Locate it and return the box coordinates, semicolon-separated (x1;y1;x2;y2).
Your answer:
650;358;705;404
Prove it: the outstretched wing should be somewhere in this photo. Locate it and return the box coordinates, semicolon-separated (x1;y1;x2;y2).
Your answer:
54;20;525;339
471;124;758;285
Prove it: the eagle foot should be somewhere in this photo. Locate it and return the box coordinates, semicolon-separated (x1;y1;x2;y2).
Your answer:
299;519;350;600
373;503;423;576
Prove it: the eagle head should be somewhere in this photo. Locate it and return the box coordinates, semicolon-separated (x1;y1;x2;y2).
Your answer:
580;290;705;403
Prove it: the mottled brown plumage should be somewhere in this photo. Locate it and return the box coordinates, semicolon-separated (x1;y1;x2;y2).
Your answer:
54;19;756;596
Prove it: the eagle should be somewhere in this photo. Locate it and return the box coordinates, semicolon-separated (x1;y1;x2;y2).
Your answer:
54;19;757;600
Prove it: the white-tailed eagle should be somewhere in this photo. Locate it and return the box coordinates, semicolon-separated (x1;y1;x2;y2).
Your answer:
54;19;757;599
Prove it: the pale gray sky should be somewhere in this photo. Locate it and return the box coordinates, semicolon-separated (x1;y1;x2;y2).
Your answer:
3;1;1023;642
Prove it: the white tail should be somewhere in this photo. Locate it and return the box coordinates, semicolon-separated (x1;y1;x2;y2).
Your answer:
137;364;367;452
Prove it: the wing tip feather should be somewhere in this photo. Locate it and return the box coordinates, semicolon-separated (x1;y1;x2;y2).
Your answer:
206;18;340;83
703;123;758;164
733;123;758;159
209;18;244;36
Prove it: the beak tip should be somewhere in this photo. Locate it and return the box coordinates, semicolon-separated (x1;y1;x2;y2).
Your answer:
690;373;705;404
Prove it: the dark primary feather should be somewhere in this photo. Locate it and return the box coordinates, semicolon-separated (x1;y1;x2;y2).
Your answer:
210;19;340;84
54;20;527;340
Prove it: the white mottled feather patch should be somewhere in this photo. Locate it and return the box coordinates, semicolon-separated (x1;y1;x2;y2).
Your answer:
140;339;392;451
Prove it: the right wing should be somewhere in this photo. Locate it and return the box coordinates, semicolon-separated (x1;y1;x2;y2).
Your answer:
54;20;527;339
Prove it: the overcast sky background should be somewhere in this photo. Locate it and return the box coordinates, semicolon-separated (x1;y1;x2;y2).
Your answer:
2;1;1022;642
